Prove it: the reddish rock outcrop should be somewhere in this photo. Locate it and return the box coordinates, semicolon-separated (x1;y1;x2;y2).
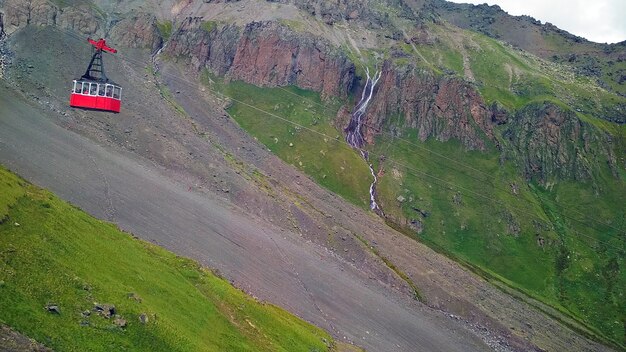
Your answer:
165;19;496;150
364;61;493;150
166;20;355;99
228;22;354;99
166;19;493;150
3;0;101;35
109;13;162;51
165;17;240;76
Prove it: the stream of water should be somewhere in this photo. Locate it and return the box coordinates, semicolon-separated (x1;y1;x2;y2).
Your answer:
345;68;382;211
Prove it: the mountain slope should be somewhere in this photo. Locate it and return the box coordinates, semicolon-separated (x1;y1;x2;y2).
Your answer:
0;166;336;351
428;0;626;96
0;0;624;350
157;1;625;346
0;76;495;352
141;1;625;345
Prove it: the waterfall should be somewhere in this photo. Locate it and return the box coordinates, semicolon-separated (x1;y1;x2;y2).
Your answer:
345;67;382;212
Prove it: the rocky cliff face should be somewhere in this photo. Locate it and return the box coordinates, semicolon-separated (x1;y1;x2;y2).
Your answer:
2;0;167;49
270;0;416;27
0;12;6;39
364;61;494;150
228;21;355;99
164;17;615;180
3;0;102;35
166;20;355;99
109;13;162;51
164;17;240;76
163;17;497;150
166;17;495;150
504;103;615;182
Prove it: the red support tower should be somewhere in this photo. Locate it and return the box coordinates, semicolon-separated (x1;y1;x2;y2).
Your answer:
69;38;122;113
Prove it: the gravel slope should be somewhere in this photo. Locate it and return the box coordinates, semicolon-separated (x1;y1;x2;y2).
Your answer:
0;84;489;351
0;26;614;352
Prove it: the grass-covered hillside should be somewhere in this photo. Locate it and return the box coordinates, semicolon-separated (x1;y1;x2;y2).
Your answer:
0;166;336;351
374;17;626;347
203;36;626;346
221;80;625;347
370;129;625;348
203;73;373;209
430;0;626;97
5;0;621;346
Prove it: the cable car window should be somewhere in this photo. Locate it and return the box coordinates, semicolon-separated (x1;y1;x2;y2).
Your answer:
113;87;120;99
98;84;106;96
90;83;97;96
73;81;80;93
82;82;89;94
105;85;113;97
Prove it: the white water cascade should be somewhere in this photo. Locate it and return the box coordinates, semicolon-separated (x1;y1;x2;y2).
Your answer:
345;67;382;211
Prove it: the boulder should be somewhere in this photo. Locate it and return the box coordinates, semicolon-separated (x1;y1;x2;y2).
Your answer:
114;318;127;328
93;303;116;319
45;304;60;314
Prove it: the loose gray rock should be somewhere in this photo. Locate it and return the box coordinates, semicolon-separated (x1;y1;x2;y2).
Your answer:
114;318;127;328
127;292;142;303
45;304;60;314
93;303;116;318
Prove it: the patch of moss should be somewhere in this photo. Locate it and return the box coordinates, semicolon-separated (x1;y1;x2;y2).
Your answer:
156;21;173;42
201;21;217;33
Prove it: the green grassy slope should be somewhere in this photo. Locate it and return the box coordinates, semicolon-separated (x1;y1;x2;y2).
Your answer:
208;79;625;349
206;76;625;348
362;18;626;346
0;166;333;351
207;75;372;208
194;13;626;347
369;134;625;347
407;25;626;346
431;0;626;97
416;24;626;121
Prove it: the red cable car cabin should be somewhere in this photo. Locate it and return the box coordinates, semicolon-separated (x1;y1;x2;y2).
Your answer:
70;80;122;112
69;38;122;113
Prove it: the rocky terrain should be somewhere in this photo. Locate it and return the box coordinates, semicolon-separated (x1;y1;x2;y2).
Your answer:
429;0;626;97
0;0;624;350
366;61;494;150
0;325;51;352
166;19;355;99
504;102;615;182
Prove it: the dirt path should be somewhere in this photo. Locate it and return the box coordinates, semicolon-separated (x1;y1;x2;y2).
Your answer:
0;85;489;351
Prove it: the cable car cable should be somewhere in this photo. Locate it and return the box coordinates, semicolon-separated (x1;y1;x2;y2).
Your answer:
274;81;626;235
2;13;623;246
111;49;626;247
110;51;626;251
